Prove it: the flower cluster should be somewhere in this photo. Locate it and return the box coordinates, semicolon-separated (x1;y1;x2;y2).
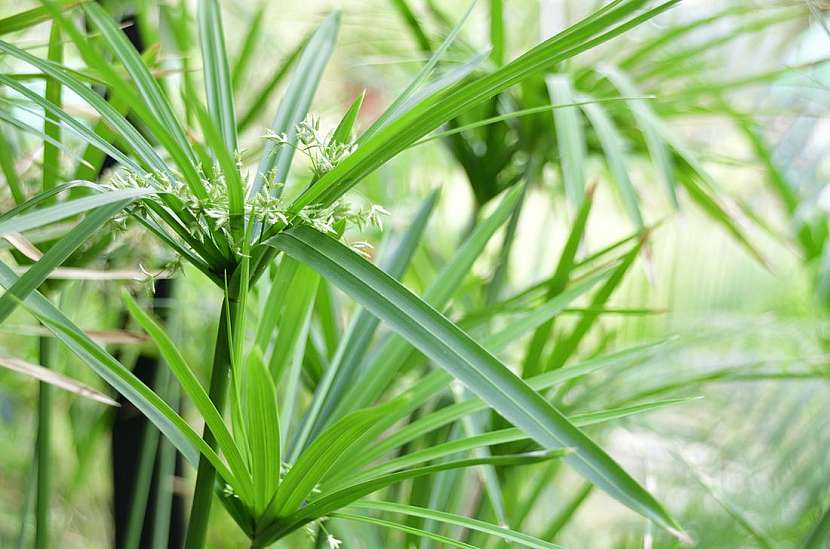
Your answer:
105;115;385;258
265;114;358;181
303;518;342;549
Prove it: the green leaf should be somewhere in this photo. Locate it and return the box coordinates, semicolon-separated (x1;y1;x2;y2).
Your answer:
545;237;643;372
251;11;340;197
331;512;476;549
0;73;141;174
541;483;593;540
331;184;523;419
42;21;62;197
231;1;266;93
805;506;830;549
256;256;320;454
0;128;23;204
71;91;131;183
0;260;234;485
331;90;365;144
268;399;406;518
487;267;611;352
342;432;569;486
0;37;178;188
266;225;684;538
334;392;688;487
0;189;152;237
237;37;306;133
362;0;477;140
244;348;281;516
198;0;238;153
254;257;299;351
0;182;85;224
76;2;205;196
193;100;244;238
389;0;432;52
288;0;681;212
547;74;586;209
605;65;682;210
352;501;562;549
489;0;505;66
522;186;594;378
265;261;319;382
679;453;773;549
264;259;319;450
255;453;556;545
121;291;252;501
294;190;438;450
0;1;79;36
580;98;643;228
0;200;129;324
325;280;639;485
312;281;339;358
413;96;642;146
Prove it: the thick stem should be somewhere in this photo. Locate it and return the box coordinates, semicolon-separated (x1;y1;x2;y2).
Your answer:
35;336;54;549
184;299;238;549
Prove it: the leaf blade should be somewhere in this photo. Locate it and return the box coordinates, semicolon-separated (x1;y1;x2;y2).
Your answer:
266;225;683;537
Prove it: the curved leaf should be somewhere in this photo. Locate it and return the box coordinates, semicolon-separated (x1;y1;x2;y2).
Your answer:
266;225;684;538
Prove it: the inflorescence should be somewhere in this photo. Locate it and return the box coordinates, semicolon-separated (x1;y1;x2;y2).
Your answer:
105;115;387;256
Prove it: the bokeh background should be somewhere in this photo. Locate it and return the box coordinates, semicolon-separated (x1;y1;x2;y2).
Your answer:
1;1;830;547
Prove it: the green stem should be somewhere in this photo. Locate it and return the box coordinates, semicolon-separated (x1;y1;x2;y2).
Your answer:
152;383;180;549
184;298;238;549
123;367;166;549
35;336;54;549
14;446;36;549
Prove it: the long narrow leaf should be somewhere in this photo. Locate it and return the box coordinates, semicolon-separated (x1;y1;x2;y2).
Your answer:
0;200;129;324
0;260;235;485
198;0;238;153
266;225;684;538
122;291;253;500
251;12;340;196
0;189;152;237
352;501;561;549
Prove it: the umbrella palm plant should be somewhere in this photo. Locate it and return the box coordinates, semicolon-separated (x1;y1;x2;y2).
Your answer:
0;0;807;547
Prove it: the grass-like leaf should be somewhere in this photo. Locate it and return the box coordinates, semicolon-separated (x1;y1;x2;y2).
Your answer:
548;74;586;209
0;356;118;407
244;348;280;516
198;0;238;153
0;200;129;324
252;12;340;196
0;1;79;36
0;260;234;482
254;453;557;545
0;189;151;237
288;0;681;212
122;291;253;501
331;184;524;419
294;190;438;451
352;500;561;549
266;224;684;538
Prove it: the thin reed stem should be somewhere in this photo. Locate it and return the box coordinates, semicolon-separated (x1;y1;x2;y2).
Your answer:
184;297;238;549
34;336;54;549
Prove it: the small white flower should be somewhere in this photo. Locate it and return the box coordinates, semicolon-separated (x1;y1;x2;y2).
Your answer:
350;241;374;258
327;534;342;549
368;204;390;230
264;129;290;146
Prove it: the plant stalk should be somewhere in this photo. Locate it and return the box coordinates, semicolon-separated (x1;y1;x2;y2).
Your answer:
35;336;54;549
122;368;164;549
184;297;238;549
